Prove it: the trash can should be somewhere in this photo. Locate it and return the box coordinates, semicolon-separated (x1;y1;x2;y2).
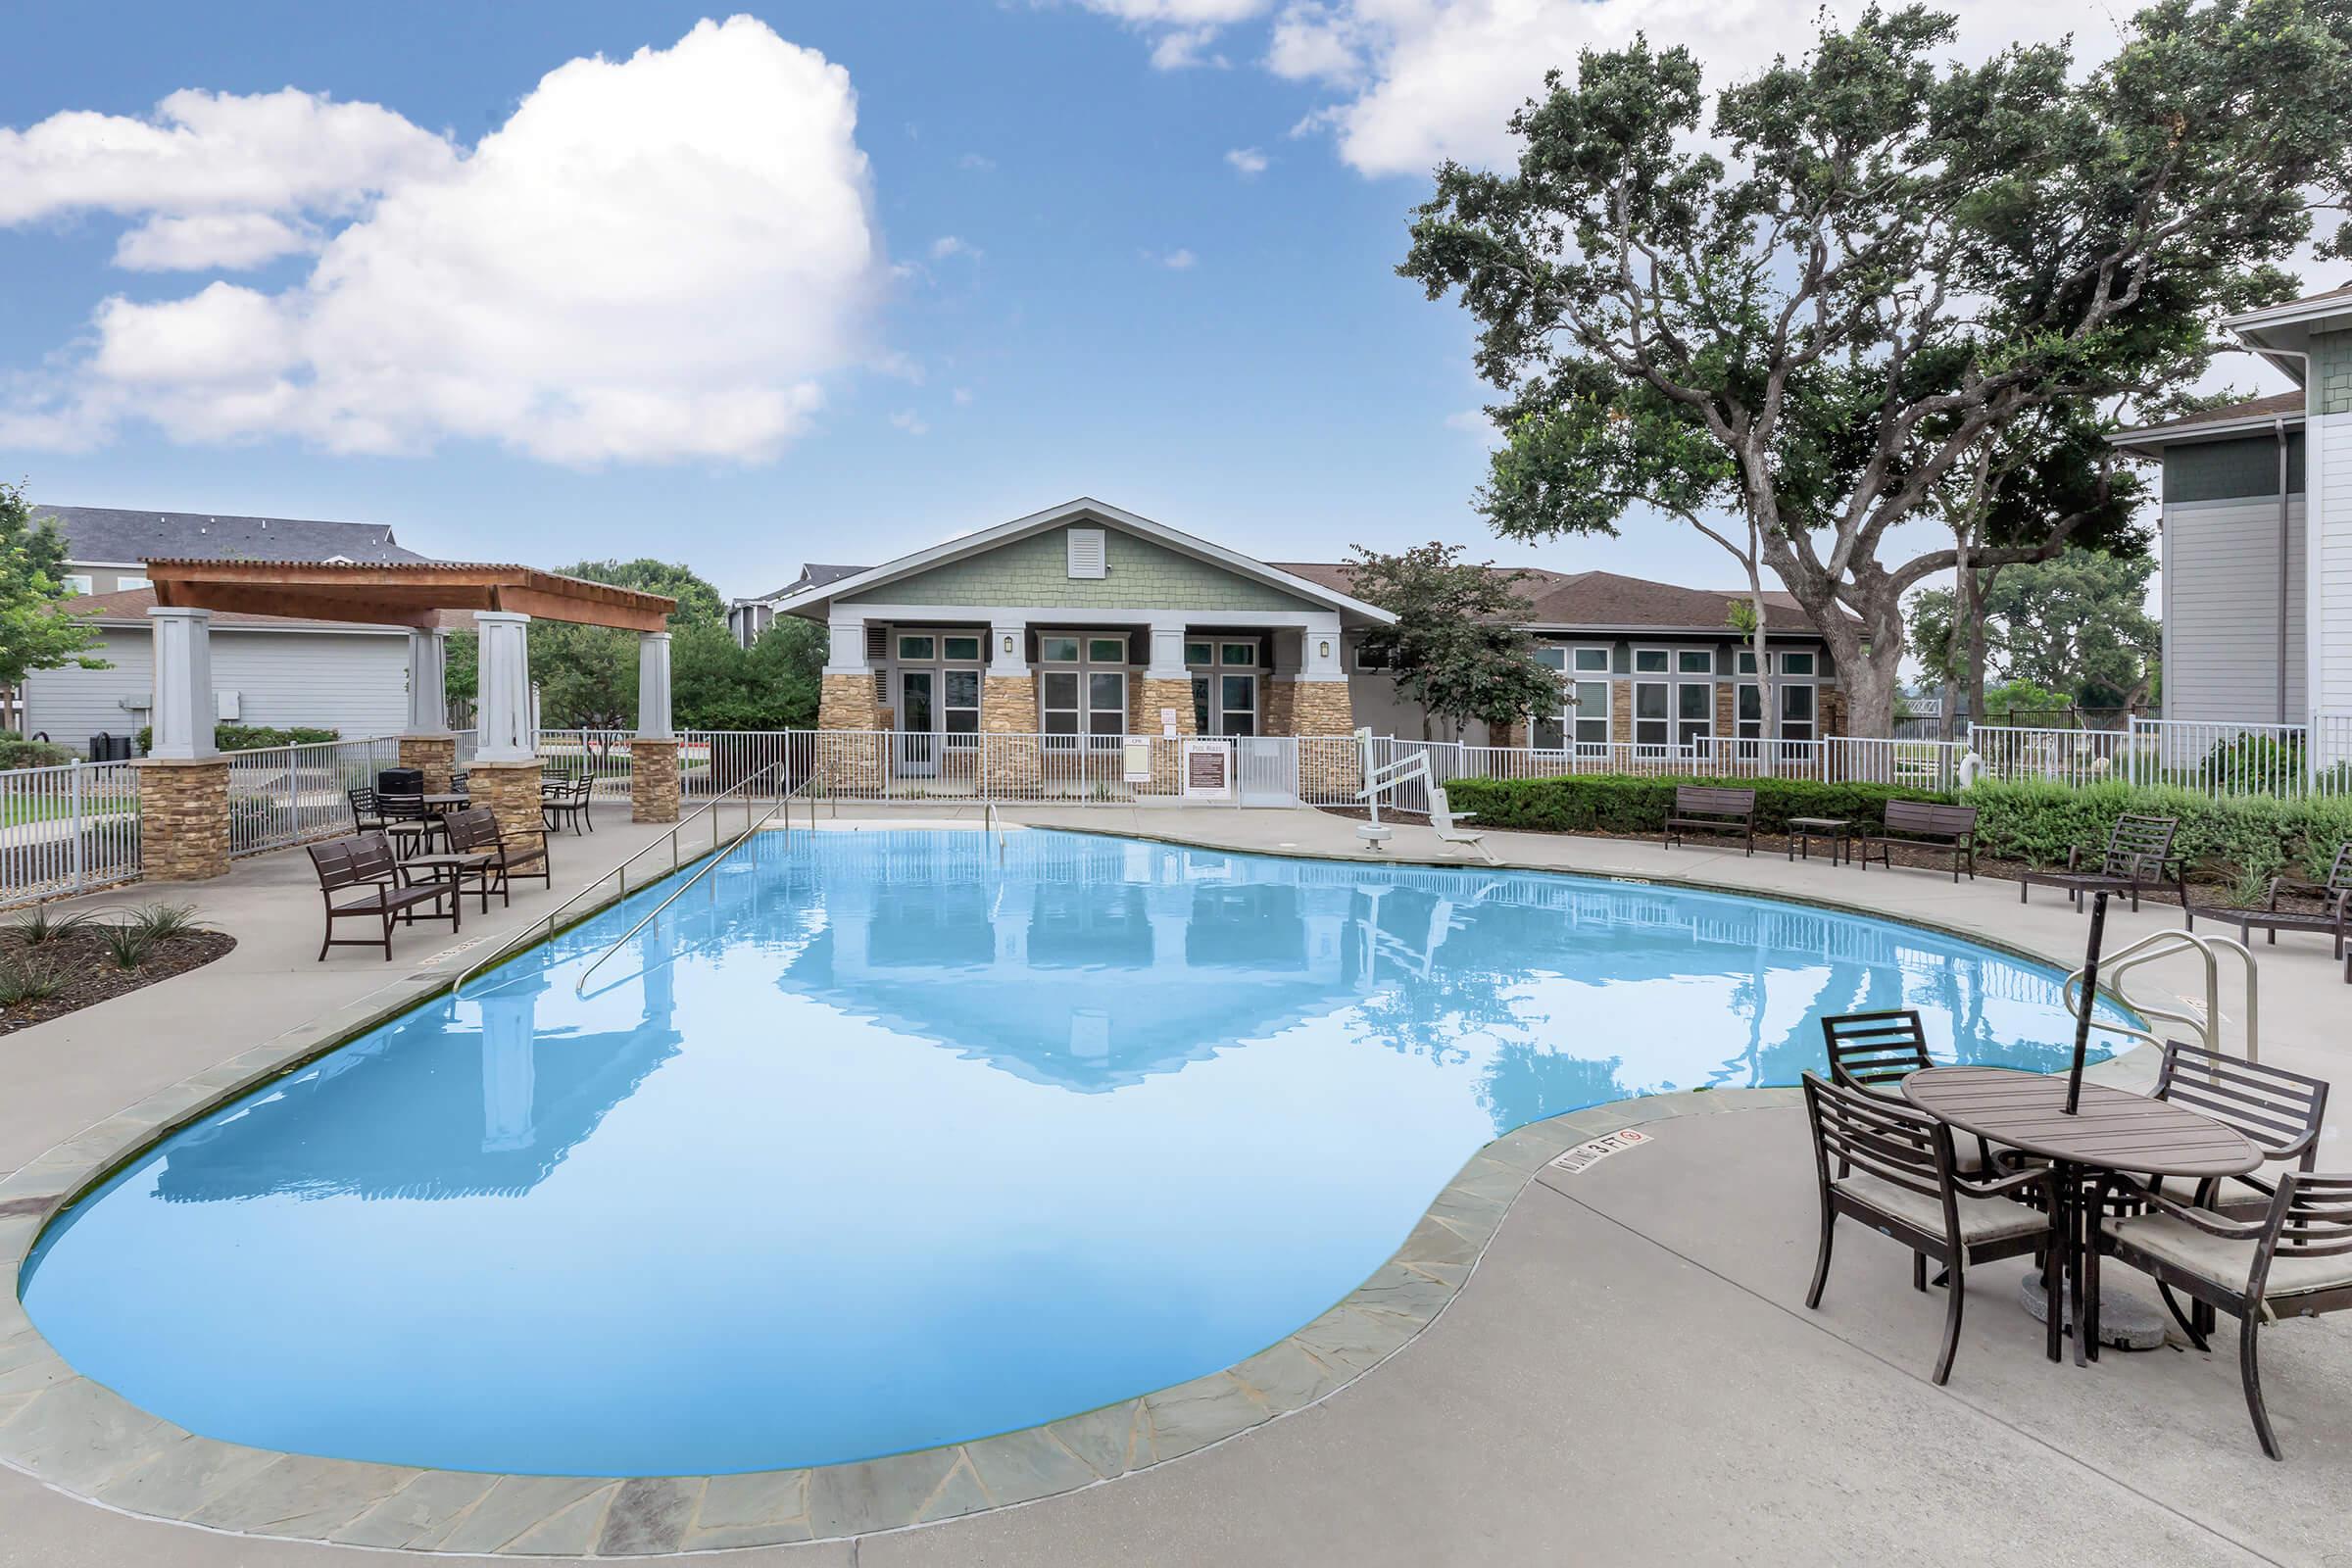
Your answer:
376;766;424;797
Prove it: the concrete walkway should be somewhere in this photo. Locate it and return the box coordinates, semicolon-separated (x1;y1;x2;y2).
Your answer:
1;806;2346;1565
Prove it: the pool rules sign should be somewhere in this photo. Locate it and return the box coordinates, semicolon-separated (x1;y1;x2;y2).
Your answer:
1182;740;1232;800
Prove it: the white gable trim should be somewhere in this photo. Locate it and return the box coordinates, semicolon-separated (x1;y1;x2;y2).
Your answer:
768;497;1396;623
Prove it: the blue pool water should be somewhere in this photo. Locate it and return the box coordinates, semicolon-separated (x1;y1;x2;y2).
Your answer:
21;829;2128;1476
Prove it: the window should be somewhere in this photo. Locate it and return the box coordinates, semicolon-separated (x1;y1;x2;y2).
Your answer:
943;635;982;662
944;668;980;736
1088;636;1129;665
1356;641;1398;672
1184;640;1212;665
1039;631;1124;741
1634;648;1671;674
1737;650;1758;675
1781;650;1817;677
1737;683;1763;740
1221;642;1255;666
1572;680;1610;746
1781;682;1816;743
1532;647;1566;671
1218;673;1256;735
1040;635;1081;663
1088;671;1127;737
1042;671;1081;736
1185;641;1260;736
896;634;935;662
1678;681;1713;749
1679;649;1713;675
61;574;92;597
1572;647;1610;673
1633;681;1672;748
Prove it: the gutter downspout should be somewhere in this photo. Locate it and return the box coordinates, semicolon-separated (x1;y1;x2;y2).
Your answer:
2278;416;2292;725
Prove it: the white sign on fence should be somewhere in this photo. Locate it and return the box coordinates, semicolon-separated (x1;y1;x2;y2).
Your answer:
1122;739;1153;783
1182;739;1232;800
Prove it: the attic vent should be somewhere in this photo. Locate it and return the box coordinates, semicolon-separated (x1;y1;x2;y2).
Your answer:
1066;527;1106;580
865;625;889;661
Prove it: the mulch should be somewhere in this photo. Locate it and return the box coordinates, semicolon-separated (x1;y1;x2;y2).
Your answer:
0;928;237;1038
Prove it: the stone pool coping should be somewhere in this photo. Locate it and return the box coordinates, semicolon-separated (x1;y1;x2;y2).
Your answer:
0;825;2153;1558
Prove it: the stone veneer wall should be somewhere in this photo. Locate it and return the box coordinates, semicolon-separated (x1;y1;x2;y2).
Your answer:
398;735;458;797
630;738;680;823
981;674;1041;791
1293;680;1360;796
817;672;884;794
1609;679;1635;745
135;759;229;881
1261;676;1298;737
1818;687;1847;739
467;760;547;856
1138;675;1197;794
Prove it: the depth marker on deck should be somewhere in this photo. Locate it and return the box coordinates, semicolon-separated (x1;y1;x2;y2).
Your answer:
1547;1128;1651;1174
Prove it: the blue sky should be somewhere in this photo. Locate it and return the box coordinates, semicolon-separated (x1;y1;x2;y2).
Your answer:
0;0;2198;603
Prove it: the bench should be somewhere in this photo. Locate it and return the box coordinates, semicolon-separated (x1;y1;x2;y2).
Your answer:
1663;785;1756;857
2016;812;2187;913
1859;800;1979;883
308;833;459;961
2188;842;2352;958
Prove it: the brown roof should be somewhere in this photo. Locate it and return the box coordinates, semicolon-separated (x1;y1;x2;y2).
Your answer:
54;586;478;633
2114;390;2304;443
1270;562;1829;635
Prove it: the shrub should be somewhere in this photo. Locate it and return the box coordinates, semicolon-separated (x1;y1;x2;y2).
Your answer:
95;923;153;971
132;723;340;754
0;957;66;1006
5;905;92;945
1958;779;2352;882
1440;773;1952;836
0;738;74;770
125;902;209;941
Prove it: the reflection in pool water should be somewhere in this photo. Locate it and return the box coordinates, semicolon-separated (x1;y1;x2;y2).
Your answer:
21;830;2126;1476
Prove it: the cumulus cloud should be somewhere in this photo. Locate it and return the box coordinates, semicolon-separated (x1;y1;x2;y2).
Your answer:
929;234;980;261
1155;247;1199;270
1;18;883;465
889;409;929;435
112;212;318;271
1065;0;1271;70
1225;146;1269;176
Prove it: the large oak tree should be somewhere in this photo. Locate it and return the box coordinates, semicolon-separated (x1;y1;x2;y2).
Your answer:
1401;1;2352;735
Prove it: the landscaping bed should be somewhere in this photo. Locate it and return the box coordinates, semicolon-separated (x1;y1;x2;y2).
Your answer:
0;905;235;1036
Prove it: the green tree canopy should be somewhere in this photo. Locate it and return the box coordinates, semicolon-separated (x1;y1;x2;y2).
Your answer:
1347;542;1567;740
0;482;105;688
1400;0;2352;735
1908;549;2161;712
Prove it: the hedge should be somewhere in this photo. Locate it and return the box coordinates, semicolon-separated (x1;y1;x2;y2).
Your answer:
1960;779;2352;883
0;738;74;770
1440;774;1951;836
133;723;340;754
1438;771;2352;886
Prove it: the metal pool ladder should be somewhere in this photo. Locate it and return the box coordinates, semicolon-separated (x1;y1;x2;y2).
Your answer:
2062;928;2260;1061
452;761;792;1000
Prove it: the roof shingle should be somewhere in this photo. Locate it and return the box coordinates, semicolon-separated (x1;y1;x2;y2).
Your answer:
29;505;424;566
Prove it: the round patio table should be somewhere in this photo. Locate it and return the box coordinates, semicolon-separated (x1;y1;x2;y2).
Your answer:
1902;1065;2259;1366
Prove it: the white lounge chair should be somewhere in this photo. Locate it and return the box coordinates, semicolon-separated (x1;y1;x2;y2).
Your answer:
1427;784;1496;864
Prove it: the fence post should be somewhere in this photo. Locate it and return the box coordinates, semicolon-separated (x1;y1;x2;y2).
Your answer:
69;759;83;897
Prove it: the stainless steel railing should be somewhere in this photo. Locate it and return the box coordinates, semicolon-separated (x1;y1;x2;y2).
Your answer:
2061;928;2260;1061
451;761;787;1000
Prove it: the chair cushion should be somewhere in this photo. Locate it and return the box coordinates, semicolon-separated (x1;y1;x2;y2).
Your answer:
2101;1214;2352;1298
1835;1171;2049;1245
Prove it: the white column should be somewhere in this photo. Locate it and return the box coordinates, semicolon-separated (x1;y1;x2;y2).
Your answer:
474;611;535;762
990;620;1028;676
405;628;449;735
1301;612;1346;681
637;630;674;739
1146;617;1189;680
146;607;217;760
824;613;869;675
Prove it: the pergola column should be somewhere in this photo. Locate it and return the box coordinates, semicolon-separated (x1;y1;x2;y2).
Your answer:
135;607;229;881
631;630;679;823
467;611;545;850
1141;616;1196;795
398;627;458;794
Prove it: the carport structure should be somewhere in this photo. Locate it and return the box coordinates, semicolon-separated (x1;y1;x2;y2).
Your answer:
136;560;678;881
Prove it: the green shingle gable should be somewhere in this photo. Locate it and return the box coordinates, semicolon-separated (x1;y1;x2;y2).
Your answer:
841;523;1322;612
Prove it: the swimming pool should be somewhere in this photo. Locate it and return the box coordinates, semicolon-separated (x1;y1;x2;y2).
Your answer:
21;828;2129;1477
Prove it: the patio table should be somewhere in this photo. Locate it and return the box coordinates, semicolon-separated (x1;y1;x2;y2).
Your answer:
1902;1065;2258;1366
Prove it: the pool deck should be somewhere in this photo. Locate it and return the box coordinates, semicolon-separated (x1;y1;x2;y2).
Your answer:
0;806;2345;1566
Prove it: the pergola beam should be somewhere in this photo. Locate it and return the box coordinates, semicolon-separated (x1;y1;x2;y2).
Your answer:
144;558;674;632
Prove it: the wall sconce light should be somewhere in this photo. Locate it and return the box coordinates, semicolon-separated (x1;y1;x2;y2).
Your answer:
1002;634;1014;655
1319;640;1333;660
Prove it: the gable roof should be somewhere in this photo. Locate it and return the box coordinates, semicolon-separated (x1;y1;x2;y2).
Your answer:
2109;391;2305;452
768;498;1396;624
741;563;865;607
52;585;477;634
1271;563;1830;635
29;504;424;567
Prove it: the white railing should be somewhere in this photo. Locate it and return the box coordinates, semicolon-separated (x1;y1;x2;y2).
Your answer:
0;758;140;904
1968;723;2146;789
534;729;638;801
225;736;404;858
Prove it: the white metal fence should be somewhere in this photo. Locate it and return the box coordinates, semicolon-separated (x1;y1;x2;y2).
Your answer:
225;737;405;858
1968;715;2352;799
0;759;141;904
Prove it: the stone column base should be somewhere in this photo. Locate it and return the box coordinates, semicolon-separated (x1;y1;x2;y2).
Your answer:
399;734;459;796
135;758;231;882
980;675;1041;792
467;759;548;854
631;738;681;823
1293;680;1361;797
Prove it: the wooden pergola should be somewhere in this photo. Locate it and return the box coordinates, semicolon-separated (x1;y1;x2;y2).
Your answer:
144;559;676;632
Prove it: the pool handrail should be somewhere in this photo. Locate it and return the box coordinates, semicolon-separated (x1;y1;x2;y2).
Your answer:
2060;927;2259;1062
570;773;814;997
451;760;788;1000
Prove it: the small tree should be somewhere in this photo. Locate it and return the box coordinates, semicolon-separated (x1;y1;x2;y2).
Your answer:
0;482;105;689
1909;548;2161;722
1347;543;1566;741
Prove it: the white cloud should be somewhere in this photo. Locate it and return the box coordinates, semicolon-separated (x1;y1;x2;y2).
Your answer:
929;233;980;261
2;18;883;465
1066;0;1270;71
889;408;929;435
113;212;318;271
953;386;973;406
957;152;998;172
1225;146;1269;177
1150;247;1199;270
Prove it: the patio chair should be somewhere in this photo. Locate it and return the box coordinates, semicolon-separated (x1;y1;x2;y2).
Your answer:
542;775;594;836
448;806;552;906
447;770;468;797
1819;1010;1993;1174
2186;842;2352;958
1800;1071;2063;1384
2091;1171;2352;1458
374;789;443;858
2016;812;2187;912
307;833;459;961
346;786;388;834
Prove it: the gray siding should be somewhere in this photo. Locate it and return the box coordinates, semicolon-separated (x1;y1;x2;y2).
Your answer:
24;627;414;753
2163;496;2305;721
